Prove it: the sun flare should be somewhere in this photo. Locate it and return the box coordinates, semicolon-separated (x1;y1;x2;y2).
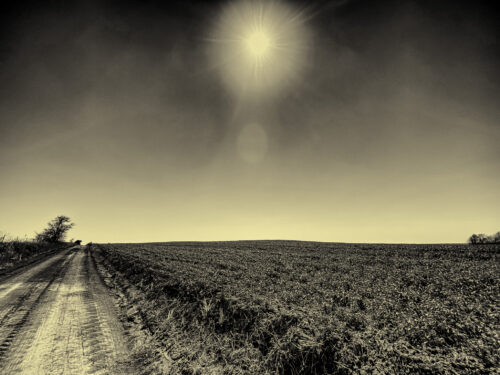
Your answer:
208;0;311;99
246;30;272;59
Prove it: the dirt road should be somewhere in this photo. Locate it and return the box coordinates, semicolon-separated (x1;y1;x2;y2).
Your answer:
0;247;134;374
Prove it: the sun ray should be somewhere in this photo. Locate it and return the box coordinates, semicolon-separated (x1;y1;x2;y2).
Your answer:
208;0;311;100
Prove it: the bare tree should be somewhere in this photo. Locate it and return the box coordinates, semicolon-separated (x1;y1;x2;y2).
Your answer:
492;232;500;244
468;234;478;244
36;216;75;243
469;232;500;244
477;234;489;244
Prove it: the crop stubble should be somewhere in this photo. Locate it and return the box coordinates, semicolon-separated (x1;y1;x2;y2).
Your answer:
94;241;499;374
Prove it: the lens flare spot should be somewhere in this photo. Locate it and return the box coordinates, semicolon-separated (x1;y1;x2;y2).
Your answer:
237;123;268;164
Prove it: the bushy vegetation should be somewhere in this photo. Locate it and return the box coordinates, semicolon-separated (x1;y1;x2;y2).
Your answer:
35;215;75;243
95;241;499;374
469;231;500;244
0;234;68;272
1;216;74;272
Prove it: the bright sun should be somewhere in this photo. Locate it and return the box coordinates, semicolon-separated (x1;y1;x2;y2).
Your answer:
246;30;272;59
208;0;310;99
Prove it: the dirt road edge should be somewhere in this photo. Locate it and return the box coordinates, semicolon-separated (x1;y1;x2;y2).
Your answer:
90;246;172;375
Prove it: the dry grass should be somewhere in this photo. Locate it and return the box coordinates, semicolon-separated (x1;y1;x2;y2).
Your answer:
0;236;68;273
94;241;499;374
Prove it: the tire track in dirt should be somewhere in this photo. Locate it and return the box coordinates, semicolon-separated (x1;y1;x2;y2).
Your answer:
0;250;70;318
12;250;89;374
0;248;135;375
0;251;73;364
83;249;132;374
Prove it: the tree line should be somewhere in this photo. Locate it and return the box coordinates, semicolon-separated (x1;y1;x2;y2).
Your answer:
1;215;76;244
468;231;500;244
35;215;75;243
0;215;77;268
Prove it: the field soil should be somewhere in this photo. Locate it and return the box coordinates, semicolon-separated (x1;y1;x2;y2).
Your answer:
0;246;134;375
1;241;497;374
95;241;499;374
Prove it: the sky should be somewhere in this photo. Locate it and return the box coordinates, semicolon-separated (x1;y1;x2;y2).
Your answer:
0;0;499;243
